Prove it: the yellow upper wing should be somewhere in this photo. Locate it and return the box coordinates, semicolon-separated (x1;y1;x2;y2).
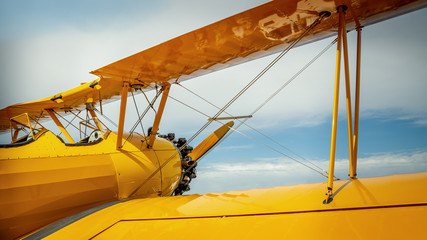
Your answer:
1;0;426;132
90;0;427;84
0;78;122;131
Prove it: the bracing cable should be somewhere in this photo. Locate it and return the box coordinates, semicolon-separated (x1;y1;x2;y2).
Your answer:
168;94;329;178
94;108;118;128
121;89;162;148
131;90;145;134
57;110;82;137
128;13;329;197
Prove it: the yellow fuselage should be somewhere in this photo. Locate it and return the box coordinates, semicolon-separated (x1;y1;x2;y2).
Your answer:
0;130;181;239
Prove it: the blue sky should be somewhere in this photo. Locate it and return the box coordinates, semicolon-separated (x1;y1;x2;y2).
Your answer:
0;0;426;194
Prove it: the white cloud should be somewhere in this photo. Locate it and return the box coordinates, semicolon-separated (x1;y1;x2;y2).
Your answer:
0;0;267;107
413;119;427;126
214;144;254;151
187;150;427;194
0;1;425;206
1;2;425;123
0;0;426;199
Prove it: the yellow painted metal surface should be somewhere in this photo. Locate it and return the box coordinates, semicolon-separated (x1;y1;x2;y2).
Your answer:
151;138;182;196
327;6;343;195
352;27;362;175
88;109;103;133
94;206;427;239
46;109;75;144
341;7;356;178
148;84;171;148
188;121;234;161
116;82;130;149
0;78;123;132
0;0;426;239
0;131;181;239
90;0;427;84
0;131;118;239
36;172;427;239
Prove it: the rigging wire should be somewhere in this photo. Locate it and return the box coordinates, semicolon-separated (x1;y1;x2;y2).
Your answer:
213;38;338;174
57;110;82;137
141;89;157;114
70;111;85;122
168;94;329;178
21;127;30;135
183;37;340;179
35;111;44;124
176;33;338;178
94;108;118;128
128;13;329;197
177;81;325;174
84;110;91;138
55;111;81;132
121;89;162;147
131;90;145;134
168;95;213;119
180;13;325;150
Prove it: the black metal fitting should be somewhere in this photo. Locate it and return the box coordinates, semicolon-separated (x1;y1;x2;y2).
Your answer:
319;11;331;18
89;81;99;88
337;5;348;13
50;95;62;101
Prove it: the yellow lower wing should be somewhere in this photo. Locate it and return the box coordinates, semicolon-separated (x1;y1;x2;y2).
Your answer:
24;172;427;239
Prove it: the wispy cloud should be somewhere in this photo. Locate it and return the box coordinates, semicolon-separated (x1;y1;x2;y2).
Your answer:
1;2;425;126
214;144;254;151
0;0;426;195
188;150;427;194
414;119;427;126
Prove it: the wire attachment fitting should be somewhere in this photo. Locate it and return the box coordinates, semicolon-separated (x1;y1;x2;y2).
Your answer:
323;188;334;204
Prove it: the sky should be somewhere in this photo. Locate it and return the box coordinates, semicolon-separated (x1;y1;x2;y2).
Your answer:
0;0;426;194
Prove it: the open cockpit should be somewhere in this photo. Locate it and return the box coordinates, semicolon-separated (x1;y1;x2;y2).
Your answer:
0;109;110;148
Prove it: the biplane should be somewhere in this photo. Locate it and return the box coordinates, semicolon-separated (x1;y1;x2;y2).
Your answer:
1;0;427;239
